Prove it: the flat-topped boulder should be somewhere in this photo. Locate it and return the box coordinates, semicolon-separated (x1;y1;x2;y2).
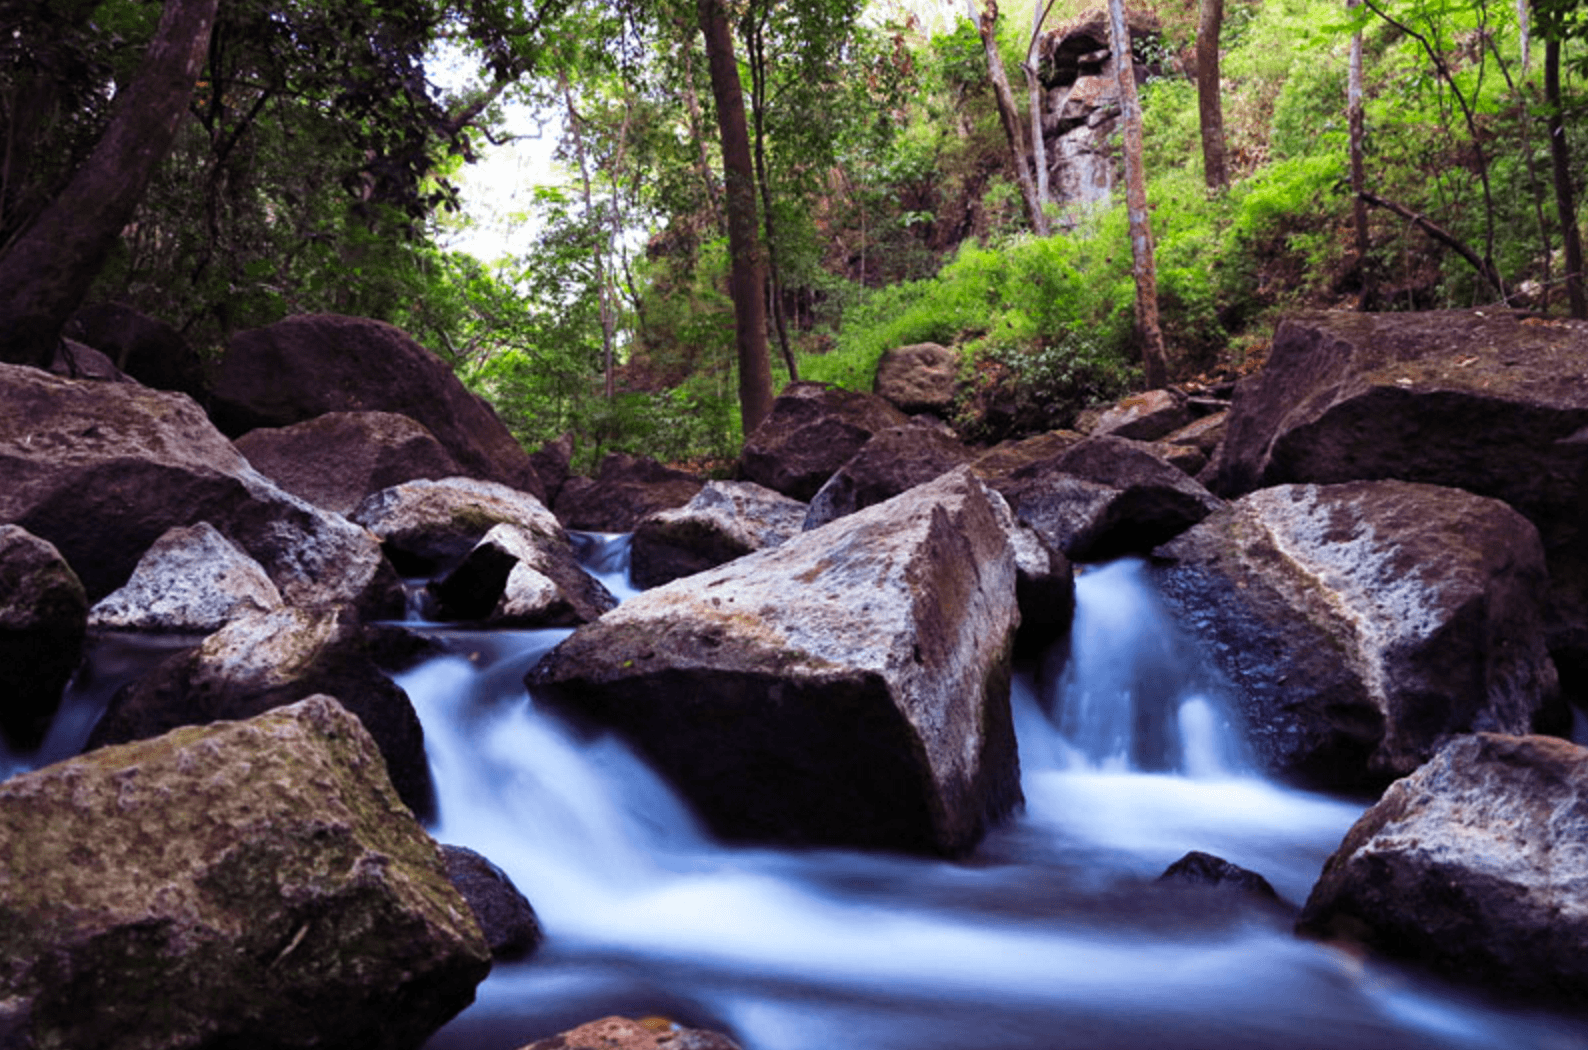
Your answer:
352;476;568;574
0;526;87;750
1152;480;1559;791
738;382;911;501
528;467;1023;856
0;696;489;1050
630;480;808;589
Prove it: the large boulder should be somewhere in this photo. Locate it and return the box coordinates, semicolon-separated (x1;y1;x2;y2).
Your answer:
872;342;960;415
802;424;974;530
209;314;542;497
1298;733;1588;1006
528;467;1023;857
630;480;808;589
1151;481;1559;791
0;526;87;750
1204;311;1588;704
427;523;616;627
551;452;704;532
352;476;570;574
87;522;284;633
0;696;490;1050
85;607;435;819
235;411;464;516
0;364;402;616
66;301;209;402
737;382;911;501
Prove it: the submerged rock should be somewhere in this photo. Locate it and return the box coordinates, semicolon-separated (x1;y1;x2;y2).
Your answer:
1298;733;1588;1006
0;695;490;1050
528;467;1023;857
0;526;87;750
630;480;808;589
1158;851;1280;903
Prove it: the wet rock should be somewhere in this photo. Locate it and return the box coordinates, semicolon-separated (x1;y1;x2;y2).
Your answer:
0;526;87;750
352;476;567;575
1298;733;1588;1006
1152;481;1559;791
529;467;1023;857
0;696;489;1050
552;452;705;532
1158;850;1280;903
738;382;910;501
514;1016;743;1050
0;363;402;617
1092;389;1195;442
235;411;464;515
86;606;435;819
66;301;209;402
429;522;616;627
87;522;283;633
210;313;543;497
802;424;974;530
630;480;808;589
873;341;960;415
439;845;543;961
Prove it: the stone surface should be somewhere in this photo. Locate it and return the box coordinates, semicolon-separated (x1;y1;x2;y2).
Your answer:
552;452;705;532
1158;851;1280;903
0;526;87;750
514;1016;743;1050
429;522;616;627
210;313;542;496
872;341;960;415
630;481;809;589
86;607;435;819
802;424;974;530
88;522;284;633
737;382;911;501
0;363;402;616
0;695;490;1050
1091;389;1195;442
236;411;465;515
352;476;567;575
66;301;209;402
528;467;1023;857
439;844;543;961
1162;410;1229;456
1152;481;1559;791
1297;733;1588;1006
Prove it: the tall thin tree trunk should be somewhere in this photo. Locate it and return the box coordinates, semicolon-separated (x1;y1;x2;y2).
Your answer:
1024;0;1059;216
1196;0;1228;189
967;0;1049;235
1518;0;1532;73
1544;34;1587;317
1107;0;1167;387
746;13;798;381
0;0;219;366
1348;1;1370;266
698;0;774;437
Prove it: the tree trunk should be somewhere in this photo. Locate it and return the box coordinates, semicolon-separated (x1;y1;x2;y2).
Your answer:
1107;0;1168;387
1348;1;1370;266
0;0;219;366
1024;0;1058;216
698;0;774;437
562;82;617;400
1544;34;1587;317
745;12;799;381
677;29;724;234
967;0;1049;235
1196;0;1228;189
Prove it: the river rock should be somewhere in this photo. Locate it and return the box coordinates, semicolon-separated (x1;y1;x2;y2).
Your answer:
1092;389;1194;442
515;1016;743;1050
1297;733;1588;1005
87;522;284;632
0;363;402;616
48;337;126;382
86;606;435;819
209;313;543;497
552;452;705;532
235;411;465;515
630;480;808;589
1162;410;1229;457
0;695;490;1050
0;526;87;750
802;424;974;530
738;382;911;501
439;845;543;961
428;523;616;626
873;342;960;415
1204;310;1588;707
352;476;568;575
1152;480;1559;791
528;467;1023;856
1158;851;1280;903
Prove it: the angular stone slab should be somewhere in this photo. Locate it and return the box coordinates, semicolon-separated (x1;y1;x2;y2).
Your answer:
88;521;283;633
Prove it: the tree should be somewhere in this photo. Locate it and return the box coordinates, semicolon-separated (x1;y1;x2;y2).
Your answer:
1107;0;1167;387
1535;0;1586;317
1347;0;1369;267
966;0;1049;235
1196;0;1228;189
0;0;218;366
1023;0;1060;216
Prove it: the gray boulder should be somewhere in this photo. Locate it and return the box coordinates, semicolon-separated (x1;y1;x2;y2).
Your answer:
428;523;616;627
0;695;490;1050
352;476;569;574
630;480;808;589
0;526;87;749
1298;733;1588;1006
738;382;911;501
439;845;543;961
88;522;283;633
1152;481;1559;791
528;467;1023;856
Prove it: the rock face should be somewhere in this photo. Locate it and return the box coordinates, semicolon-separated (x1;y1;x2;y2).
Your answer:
1152;481;1558;791
872;342;960;415
515;1016;743;1050
630;480;808;589
1204;310;1588;704
86;607;435;819
88;522;284;633
528;467;1023;856
438;845;543;961
1298;733;1588;1006
552;452;704;532
802;424;974;530
0;695;491;1050
236;411;465;515
210;314;542;496
0;364;401;616
0;526;87;750
738;382;911;501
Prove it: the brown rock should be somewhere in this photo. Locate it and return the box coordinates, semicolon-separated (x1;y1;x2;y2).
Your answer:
552;453;705;532
873;341;960;415
0;526;87;749
737;382;910;501
630;481;808;589
66;301;209;402
1092;389;1194;441
514;1016;742;1050
802;424;974;529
